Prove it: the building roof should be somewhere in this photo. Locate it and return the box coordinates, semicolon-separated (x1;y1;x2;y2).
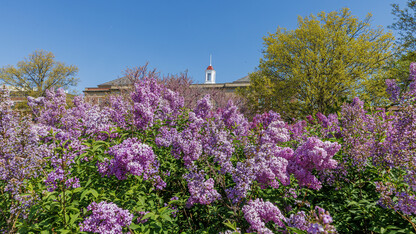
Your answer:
98;76;133;87
206;65;214;70
232;75;249;83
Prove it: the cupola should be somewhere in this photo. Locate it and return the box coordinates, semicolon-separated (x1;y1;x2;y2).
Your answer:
204;55;216;84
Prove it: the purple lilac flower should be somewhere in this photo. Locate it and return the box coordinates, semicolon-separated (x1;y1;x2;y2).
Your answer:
220;100;249;137
242;198;285;234
286;211;308;231
28;88;115;140
288;137;340;190
254;153;290;189
194;94;212;118
80;201;133;233
226;161;256;203
220;228;241;234
306;115;315;125
99;138;165;189
42;133;85;192
287;120;307;144
309;206;336;233
136;211;150;224
184;167;221;207
250;110;282;130
130;77;184;130
260;120;290;144
308;223;325;233
386;79;401;103
409;62;416;92
286;206;336;233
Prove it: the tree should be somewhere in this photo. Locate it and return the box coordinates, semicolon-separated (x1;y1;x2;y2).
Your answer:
0;50;79;97
385;1;416;92
238;8;395;119
391;0;416;50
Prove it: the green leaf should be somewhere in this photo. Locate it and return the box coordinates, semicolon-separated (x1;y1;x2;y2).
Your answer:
69;213;80;225
223;220;237;230
129;223;141;230
142;212;155;220
286;227;307;234
90;189;99;198
80;189;89;201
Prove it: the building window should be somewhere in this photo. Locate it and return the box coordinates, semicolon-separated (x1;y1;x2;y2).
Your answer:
207;73;211;81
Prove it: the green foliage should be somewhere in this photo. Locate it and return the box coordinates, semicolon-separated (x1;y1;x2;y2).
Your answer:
384;51;416;95
238;8;395;120
0;50;78;97
391;0;416;51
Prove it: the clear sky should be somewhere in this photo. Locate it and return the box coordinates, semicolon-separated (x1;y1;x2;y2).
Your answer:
0;0;408;93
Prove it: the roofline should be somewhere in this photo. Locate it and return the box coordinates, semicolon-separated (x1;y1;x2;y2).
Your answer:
190;83;250;88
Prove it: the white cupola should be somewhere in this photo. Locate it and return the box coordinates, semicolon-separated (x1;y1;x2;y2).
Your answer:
204;54;216;84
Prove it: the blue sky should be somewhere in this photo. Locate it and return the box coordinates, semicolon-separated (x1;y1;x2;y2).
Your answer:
0;0;408;93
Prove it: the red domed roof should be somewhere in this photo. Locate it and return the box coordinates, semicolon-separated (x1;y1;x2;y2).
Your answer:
206;65;214;70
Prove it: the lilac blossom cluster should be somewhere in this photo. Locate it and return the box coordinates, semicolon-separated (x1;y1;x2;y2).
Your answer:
386;79;401;103
28;89;115;140
136;211;150;224
130;77;184;130
376;182;416;216
183;166;221;207
288;137;340;190
98;138;166;189
287;206;336;233
242;198;285;234
164;196;179;217
38;128;85;192
80;201;133;233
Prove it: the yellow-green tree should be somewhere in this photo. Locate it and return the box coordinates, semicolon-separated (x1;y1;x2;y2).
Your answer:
239;8;395;119
0;50;78;97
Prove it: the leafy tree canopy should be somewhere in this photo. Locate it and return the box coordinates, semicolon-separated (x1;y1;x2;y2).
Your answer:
385;1;416;93
0;50;79;97
391;0;416;50
238;8;395;119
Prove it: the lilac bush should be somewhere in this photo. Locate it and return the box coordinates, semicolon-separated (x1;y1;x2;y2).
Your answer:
0;89;49;230
8;63;416;233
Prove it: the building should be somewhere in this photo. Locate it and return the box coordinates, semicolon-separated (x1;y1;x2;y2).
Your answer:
190;74;250;93
1;84;28;104
83;58;251;102
83;76;133;103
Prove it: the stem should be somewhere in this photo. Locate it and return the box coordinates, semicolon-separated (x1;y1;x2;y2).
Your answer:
11;210;21;233
60;147;67;228
62;179;66;227
395;210;416;232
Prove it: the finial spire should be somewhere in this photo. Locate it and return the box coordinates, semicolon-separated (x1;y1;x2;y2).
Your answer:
210;54;212;66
